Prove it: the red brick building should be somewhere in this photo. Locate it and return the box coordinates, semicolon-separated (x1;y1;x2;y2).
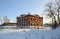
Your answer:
17;13;43;28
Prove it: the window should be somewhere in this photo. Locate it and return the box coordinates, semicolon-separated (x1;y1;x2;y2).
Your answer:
20;24;21;26
22;24;23;26
37;24;38;26
33;19;35;21
24;24;25;26
22;19;23;22
26;24;28;26
31;23;32;26
31;18;32;21
19;19;21;22
37;19;38;21
34;24;35;26
25;18;28;22
24;19;25;22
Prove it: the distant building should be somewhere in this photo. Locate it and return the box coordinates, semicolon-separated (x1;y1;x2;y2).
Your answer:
17;13;43;29
2;22;16;26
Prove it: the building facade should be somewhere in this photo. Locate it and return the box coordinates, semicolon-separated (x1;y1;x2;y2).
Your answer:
17;13;43;29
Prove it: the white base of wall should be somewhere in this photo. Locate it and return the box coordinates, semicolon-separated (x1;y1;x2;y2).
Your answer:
17;26;50;29
17;26;52;30
2;26;52;30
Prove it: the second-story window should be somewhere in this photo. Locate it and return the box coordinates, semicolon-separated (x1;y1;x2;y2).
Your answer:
25;18;28;22
37;24;38;26
31;18;32;21
37;19;38;21
31;23;32;26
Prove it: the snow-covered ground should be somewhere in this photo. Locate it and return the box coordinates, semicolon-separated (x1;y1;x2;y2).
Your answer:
0;26;60;39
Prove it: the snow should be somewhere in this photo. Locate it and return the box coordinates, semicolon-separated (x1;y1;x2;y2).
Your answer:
0;26;60;39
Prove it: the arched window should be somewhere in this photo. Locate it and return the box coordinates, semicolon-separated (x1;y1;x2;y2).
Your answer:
37;24;38;26
31;18;32;21
31;23;32;26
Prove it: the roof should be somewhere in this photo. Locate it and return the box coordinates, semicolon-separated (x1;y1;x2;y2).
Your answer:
17;14;43;19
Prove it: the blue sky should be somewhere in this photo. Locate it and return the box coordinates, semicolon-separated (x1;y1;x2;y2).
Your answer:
0;0;49;22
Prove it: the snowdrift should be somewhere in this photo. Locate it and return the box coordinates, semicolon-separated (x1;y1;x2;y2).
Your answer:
0;26;60;39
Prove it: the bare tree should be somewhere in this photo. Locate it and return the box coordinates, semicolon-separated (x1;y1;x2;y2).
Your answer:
3;16;10;23
44;0;60;29
54;0;60;25
44;1;57;29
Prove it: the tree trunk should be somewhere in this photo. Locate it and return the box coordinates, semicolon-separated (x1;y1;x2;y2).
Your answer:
57;8;60;25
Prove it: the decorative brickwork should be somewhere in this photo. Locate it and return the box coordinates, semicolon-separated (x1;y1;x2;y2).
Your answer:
17;14;43;27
